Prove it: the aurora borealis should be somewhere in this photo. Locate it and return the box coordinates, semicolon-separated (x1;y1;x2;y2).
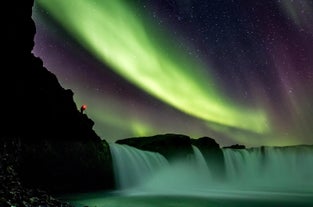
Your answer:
32;0;313;147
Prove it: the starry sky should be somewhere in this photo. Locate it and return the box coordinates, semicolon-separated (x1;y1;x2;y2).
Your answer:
32;0;313;147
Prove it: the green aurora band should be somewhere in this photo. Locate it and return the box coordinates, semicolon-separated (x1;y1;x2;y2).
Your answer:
37;0;270;134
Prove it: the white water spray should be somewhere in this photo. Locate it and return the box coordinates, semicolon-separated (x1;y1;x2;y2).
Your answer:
109;143;313;196
109;143;169;189
223;146;313;192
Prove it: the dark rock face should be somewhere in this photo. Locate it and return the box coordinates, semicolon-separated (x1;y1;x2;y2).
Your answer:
3;0;98;142
223;144;246;149
2;0;114;200
191;137;225;178
0;137;72;207
4;0;36;55
116;134;194;162
20;139;114;194
191;136;220;149
6;42;99;142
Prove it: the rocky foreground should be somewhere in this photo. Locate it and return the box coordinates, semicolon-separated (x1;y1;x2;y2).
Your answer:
0;138;72;207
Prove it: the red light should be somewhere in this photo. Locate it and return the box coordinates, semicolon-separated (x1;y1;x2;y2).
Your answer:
81;104;87;110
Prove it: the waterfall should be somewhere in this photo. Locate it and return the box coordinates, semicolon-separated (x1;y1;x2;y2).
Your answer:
222;146;313;192
191;145;212;179
110;143;313;195
109;143;169;189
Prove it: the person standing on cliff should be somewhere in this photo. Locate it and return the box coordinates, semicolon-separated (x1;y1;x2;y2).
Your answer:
80;104;87;114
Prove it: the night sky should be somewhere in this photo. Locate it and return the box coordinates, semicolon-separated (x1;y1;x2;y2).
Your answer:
32;0;313;147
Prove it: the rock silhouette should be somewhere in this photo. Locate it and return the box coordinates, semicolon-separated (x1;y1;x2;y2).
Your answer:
116;133;194;162
1;0;114;205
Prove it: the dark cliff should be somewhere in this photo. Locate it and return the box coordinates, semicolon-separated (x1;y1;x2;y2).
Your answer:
116;134;194;162
2;0;114;200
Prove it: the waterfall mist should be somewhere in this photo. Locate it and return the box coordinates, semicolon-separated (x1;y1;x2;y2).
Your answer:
109;143;169;190
223;146;313;193
109;143;313;198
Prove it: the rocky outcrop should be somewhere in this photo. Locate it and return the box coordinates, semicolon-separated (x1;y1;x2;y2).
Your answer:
2;0;114;203
20;139;114;194
0;137;72;207
116;134;194;162
3;0;100;142
223;144;246;149
191;137;225;178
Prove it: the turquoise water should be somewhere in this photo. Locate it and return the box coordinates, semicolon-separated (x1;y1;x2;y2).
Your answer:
61;144;313;207
61;191;313;207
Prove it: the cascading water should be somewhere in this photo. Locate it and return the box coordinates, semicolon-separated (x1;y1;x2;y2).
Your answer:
109;144;215;194
65;144;313;207
109;143;169;190
140;145;214;194
222;146;313;193
110;143;313;196
191;145;212;179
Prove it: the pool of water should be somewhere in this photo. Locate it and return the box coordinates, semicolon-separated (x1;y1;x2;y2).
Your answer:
60;144;313;207
60;190;313;207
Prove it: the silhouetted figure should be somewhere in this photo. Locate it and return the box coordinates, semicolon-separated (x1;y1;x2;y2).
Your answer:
80;104;87;114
